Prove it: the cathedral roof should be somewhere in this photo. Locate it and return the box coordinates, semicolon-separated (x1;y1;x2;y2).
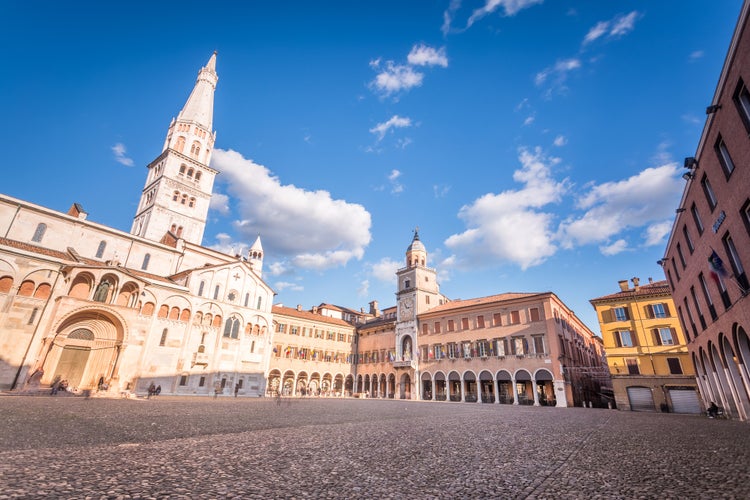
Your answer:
272;305;353;328
406;229;425;253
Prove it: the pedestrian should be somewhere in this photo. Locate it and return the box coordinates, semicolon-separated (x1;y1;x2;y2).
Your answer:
50;376;61;396
707;402;719;418
234;383;240;397
147;382;156;399
155;385;161;396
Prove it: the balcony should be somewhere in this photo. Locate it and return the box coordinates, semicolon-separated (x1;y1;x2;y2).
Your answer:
192;352;210;367
392;359;416;369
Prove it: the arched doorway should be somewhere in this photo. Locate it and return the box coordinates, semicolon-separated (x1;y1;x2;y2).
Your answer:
497;370;513;404
448;371;461;401
296;371;309;396
434;372;447;401
309;372;321;396
364;374;371;396
388;373;396;398
535;369;556;406
379;374;387;398
334;374;344;396
41;309;125;391
515;370;533;405
400;373;411;399
421;372;433;400
267;369;281;396
344;375;354;397
282;370;295;396
479;370;494;403
463;371;477;402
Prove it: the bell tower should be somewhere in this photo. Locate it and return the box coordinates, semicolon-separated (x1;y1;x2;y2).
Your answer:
131;52;219;245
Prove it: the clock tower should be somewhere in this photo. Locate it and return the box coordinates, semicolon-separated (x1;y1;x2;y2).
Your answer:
395;229;440;366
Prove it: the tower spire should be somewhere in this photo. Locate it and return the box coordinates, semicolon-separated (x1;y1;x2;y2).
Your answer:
178;51;218;132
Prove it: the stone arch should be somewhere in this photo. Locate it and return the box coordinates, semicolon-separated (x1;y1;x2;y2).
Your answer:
33;282;52;299
69;272;95;299
433;371;447;401
345;375;354;396
462;370;478;402
40;306;128;391
116;281;140;308
267;369;281;395
448;370;461;401
0;275;13;294
496;370;513;404
399;372;412;399
333;374;344;396
534;368;556;407
309;372;321;395
421;371;433;400
515;369;533;405
282;370;295;396
322;373;333;394
388;373;396;398
720;332;750;419
479;370;494;403
18;279;35;296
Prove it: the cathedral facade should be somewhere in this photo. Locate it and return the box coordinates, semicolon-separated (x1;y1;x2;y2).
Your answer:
0;53;608;407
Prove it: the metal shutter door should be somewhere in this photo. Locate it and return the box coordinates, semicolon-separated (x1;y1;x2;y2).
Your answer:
627;387;655;412
669;389;702;414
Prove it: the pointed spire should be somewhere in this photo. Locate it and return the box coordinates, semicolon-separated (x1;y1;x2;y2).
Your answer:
177;52;218;131
250;234;263;253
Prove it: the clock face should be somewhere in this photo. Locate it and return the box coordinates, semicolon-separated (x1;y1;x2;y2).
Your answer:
403;298;413;309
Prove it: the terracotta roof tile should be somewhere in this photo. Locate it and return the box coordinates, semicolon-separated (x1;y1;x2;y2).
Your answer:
589;280;670;303
272;305;354;328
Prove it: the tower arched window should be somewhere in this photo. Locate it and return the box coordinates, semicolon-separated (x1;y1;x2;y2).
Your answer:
195;171;202;181
181;194;188;205
198;281;205;297
175;136;186;153
176;226;183;238
173;191;179;202
188;198;195;208
32;223;47;243
141;253;151;271
244;293;250;307
170;224;177;233
213;285;220;300
95;240;107;259
179;164;186;175
187;168;194;178
190;141;201;158
93;280;112;303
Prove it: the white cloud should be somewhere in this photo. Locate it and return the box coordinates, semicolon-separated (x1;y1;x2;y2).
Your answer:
558;163;683;249
583;11;639;46
433;184;451;198
689;50;704;62
610;11;638;37
388;169;404;194
553;135;567;147
209;192;230;215
583;21;609;45
467;0;544;28
275;281;304;292
600;239;628;256
395;137;413;149
441;0;461;35
112;143;134;167
370;258;401;283
267;261;290;276
407;44;448;68
535;58;581;87
523;115;535;126
372;62;423;96
370;115;412;141
445;147;567;270
644;221;673;247
357;280;370;297
212;149;372;271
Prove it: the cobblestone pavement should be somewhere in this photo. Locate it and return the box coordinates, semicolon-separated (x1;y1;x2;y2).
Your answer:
1;396;748;499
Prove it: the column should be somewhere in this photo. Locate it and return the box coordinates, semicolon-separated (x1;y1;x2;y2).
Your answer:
512;377;519;405
532;380;540;406
494;378;500;404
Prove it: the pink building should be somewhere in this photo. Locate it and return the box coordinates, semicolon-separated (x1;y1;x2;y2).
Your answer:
662;1;750;420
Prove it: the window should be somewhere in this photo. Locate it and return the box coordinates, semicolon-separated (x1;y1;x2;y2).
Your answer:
510;310;520;325
179;165;186;175
476;316;485;328
613;307;630;322
447;343;458;359
257;297;263;309
173;191;179;201
683;225;694;254
461;318;469;330
213;285;220;300
31;223;46;243
187;168;194;178
95;241;106;259
477;340;490;357
188;197;195;208
742;199;750;237
159;328;168;346
179;375;188;386
462;342;472;358
533;335;545;354
141;253;150;271
512;337;526;355
733;78;750;133
422;323;428;335
625;358;640;375
690;286;706;330
404;279;410;289
691;203;704;235
28;307;38;325
613;330;635;347
723;234;749;291
223;317;240;339
646;303;669;319
667;357;683;375
433;344;443;360
195;171;202;182
425;295;430;305
199;376;205;387
198;281;205;297
434;322;441;334
290;326;298;335
654;327;675;346
495;338;507;356
701;175;718;211
493;313;502;326
447;320;455;332
699;272;718;321
181;194;188;205
676;243;686;269
529;307;540;322
671;257;681;281
714;135;735;178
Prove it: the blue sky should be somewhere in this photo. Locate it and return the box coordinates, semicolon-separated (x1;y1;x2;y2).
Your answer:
1;1;743;332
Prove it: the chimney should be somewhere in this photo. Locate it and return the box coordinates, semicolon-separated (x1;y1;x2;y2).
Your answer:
648;277;653;284
618;280;629;292
312;306;319;314
296;304;303;311
67;203;88;220
369;300;380;316
631;277;640;290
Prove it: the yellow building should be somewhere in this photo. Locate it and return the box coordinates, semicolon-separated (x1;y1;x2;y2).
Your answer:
590;277;701;413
